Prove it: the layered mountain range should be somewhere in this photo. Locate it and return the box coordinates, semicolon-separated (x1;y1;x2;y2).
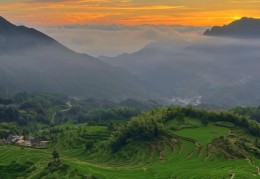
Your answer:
1;16;260;106
0;17;149;101
100;17;260;106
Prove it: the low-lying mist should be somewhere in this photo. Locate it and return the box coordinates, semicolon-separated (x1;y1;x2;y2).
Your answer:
2;17;260;107
37;24;206;57
99;34;260;106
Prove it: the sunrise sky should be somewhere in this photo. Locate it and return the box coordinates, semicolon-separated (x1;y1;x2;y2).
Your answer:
0;0;260;26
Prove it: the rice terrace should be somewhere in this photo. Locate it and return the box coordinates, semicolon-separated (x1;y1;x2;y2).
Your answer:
1;1;260;178
0;95;259;178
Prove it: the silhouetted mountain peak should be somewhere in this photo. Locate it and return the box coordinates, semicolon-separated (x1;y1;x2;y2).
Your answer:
0;16;63;52
204;17;260;38
0;16;15;28
0;16;149;100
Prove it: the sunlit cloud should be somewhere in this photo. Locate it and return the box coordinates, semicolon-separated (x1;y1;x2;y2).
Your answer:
1;0;260;26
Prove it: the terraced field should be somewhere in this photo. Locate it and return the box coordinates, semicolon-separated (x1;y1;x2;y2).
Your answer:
0;121;259;179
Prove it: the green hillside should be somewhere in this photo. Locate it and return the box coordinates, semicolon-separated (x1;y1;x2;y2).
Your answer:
0;105;259;178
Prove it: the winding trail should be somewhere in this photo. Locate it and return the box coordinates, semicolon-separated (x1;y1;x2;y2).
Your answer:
51;101;72;124
246;158;260;176
230;173;235;179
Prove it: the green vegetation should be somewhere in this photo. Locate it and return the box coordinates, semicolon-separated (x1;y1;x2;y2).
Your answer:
109;106;259;152
0;92;159;132
0;160;35;178
230;106;260;122
0;93;260;178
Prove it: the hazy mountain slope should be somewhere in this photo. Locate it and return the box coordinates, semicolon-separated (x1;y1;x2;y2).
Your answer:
204;17;260;38
100;38;260;106
0;17;149;101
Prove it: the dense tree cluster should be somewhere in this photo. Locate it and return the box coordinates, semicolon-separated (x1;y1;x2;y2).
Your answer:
0;92;160;129
0;92;69;126
164;106;260;137
230;106;260;122
0;123;23;139
0;105;19;122
76;108;138;123
109;106;260;152
109;109;165;152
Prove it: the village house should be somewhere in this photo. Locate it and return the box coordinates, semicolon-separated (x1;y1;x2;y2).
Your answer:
6;134;50;148
6;135;24;144
24;140;31;147
16;138;25;145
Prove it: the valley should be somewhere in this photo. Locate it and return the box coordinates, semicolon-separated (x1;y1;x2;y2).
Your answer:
0;93;259;178
0;14;260;179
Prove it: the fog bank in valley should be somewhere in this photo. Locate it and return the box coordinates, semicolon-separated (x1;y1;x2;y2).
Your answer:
100;35;260;106
3;16;260;106
38;25;206;57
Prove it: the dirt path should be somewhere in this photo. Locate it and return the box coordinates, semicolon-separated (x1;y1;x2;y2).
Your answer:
51;112;57;124
230;173;235;179
51;101;72;124
60;101;72;112
187;151;194;159
197;146;203;157
66;101;72;108
149;145;155;160
246;158;260;175
177;143;183;155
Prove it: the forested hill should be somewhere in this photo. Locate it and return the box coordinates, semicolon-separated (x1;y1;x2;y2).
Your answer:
0;102;259;178
109;106;260;151
230;106;260;122
0;92;161;132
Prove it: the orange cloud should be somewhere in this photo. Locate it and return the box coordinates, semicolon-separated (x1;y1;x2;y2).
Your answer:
1;0;260;26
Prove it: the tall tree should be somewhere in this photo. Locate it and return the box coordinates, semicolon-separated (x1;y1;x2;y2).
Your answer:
52;149;59;161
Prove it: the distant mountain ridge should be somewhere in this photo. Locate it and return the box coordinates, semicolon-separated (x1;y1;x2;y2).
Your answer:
204;17;260;38
0;16;150;101
100;37;260;106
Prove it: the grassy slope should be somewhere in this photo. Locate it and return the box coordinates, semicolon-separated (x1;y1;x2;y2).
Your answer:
0;121;259;179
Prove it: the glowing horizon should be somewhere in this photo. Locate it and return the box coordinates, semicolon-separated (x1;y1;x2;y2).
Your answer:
1;0;260;26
